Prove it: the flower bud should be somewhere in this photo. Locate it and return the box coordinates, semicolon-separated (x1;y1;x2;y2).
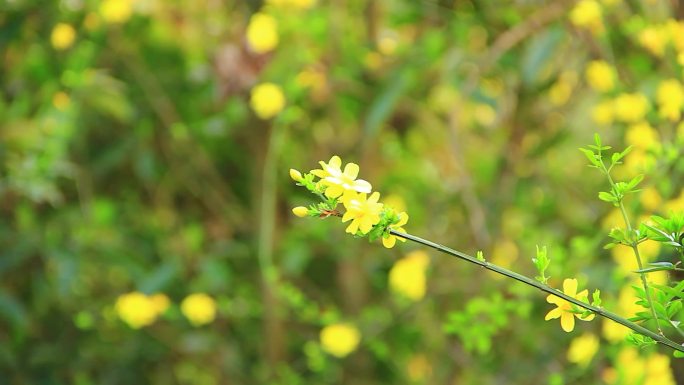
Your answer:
290;168;303;182
292;206;309;217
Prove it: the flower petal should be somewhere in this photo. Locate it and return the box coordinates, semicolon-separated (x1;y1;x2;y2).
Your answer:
382;235;396;248
545;307;562;320
397;212;409;226
329;156;342;169
563;278;578;297
346;220;359;234
561;312;576;332
343;162;360;179
353;179;372;193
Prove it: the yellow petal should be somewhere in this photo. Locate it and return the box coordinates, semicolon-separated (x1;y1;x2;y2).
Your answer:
346;220;359;234
578;313;595;321
546;307;562;320
561;312;575;332
397;212;409;226
383;235;396;248
563;278;578;297
368;191;380;203
329;156;342;169
343;162;360;179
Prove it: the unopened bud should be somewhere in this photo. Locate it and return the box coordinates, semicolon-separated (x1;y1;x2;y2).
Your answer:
292;206;309;217
290;168;303;182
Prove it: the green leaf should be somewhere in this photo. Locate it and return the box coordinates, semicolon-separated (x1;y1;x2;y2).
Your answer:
634;262;676;274
598;191;617;203
673;350;684;358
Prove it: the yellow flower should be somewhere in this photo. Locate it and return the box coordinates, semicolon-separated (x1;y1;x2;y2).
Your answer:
51;23;76;50
150;293;170;314
115;292;159;329
341;192;383;234
602;318;629;343
567;333;599;367
320;323;361;358
592;100;614;125
640;186;662;211
382;211;409;248
311;156;372;199
625;121;659;150
585;60;615;92
292;206;309;217
246;13;278;54
613;93;649;123
52;92;71;111
569;0;603;34
100;0;133;24
250;83;285;119
656;79;684;121
389;250;430;301
638;26;668;57
407;354;432;381
645;353;676;385
545;278;595;332
181;293;217;326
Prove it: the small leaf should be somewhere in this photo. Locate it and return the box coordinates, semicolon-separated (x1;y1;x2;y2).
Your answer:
599;191;617;202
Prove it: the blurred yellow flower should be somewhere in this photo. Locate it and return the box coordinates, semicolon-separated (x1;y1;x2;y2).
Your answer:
266;0;316;9
640;186;662;212
545;278;594;332
319;323;361;358
115;292;160;329
181;293;217;326
656;79;684;121
150;293;170;314
246;13;278;54
569;0;603;34
100;0;133;24
250;82;285;119
613;93;649;123
407;353;432;381
51;23;76;50
567;333;599;367
389;250;430;301
491;239;519;271
602;317;629;343
548;71;577;106
382;211;409;248
341;192;383;234
601;208;623;230
625;121;659;150
592;100;614;125
604;348;675;385
52;92;71;111
585;60;615;92
664;190;684;213
638;26;668;57
473;103;497;125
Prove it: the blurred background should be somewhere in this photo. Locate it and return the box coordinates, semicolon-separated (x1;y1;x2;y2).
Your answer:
2;0;684;384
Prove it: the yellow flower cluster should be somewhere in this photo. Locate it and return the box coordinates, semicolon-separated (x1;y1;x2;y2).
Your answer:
319;322;361;357
266;0;316;10
545;278;595;332
585;60;615;92
389;250;430;301
592;92;650;126
636;19;684;58
100;0;134;24
180;293;217;326
656;79;684;121
602;348;675;385
115;292;170;329
115;291;217;328
291;155;409;248
569;0;603;35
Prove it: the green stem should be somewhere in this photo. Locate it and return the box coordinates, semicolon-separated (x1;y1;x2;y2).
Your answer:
606;172;663;334
389;229;684;353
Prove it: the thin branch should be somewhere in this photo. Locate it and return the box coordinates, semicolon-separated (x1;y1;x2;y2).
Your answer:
389;229;684;353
